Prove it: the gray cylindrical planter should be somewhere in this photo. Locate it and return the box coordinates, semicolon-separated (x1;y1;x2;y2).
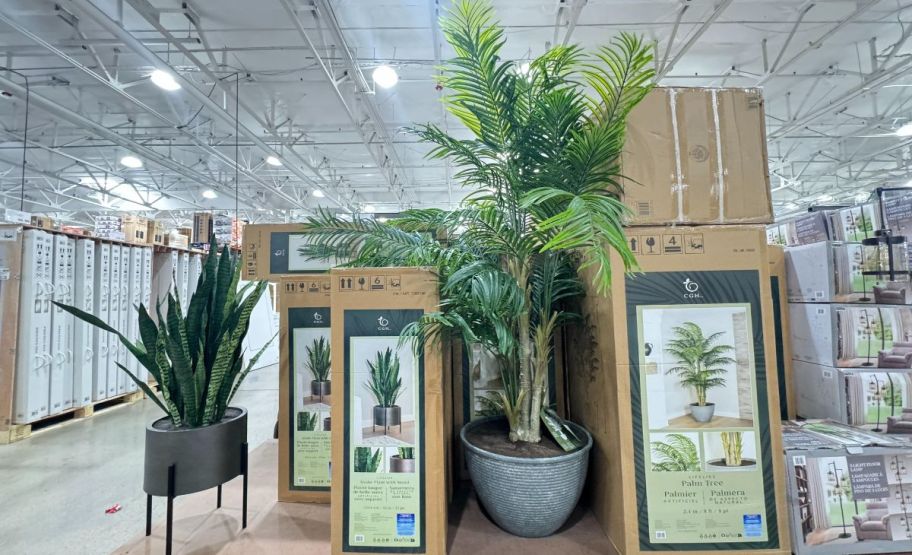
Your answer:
373;405;401;430
690;402;715;423
323;416;331;431
144;407;247;497
389;455;415;473
461;416;592;538
311;380;331;397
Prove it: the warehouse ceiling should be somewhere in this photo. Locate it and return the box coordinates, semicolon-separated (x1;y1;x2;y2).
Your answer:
1;0;911;224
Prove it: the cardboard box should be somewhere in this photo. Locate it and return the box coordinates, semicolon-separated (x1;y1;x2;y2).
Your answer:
0;209;30;225
771;204;882;247
165;232;189;250
769;245;795;420
789;303;912;369
278;276;333;503
785;242;908;304
0;226;23;437
122;215;149;244
880;187;912;238
30;215;55;230
60;226;90;237
566;225;789;554
242;223;336;281
792;359;912;430
193;212;211;244
782;420;912;554
147;220;165;245
622;87;773;225
329;267;447;554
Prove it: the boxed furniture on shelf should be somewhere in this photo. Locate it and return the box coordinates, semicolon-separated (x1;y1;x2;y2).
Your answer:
242;223;335;281
329;267;448;555
0;209;30;225
278;275;333;503
769;245;796;420
785;242;908;304
766;204;881;247
0;227;24;437
192;212;211;244
621;87;773;226
147;219;165;245
566;225;789;554
789;303;912;369
782;420;912;554
121;215;149;244
792;359;912;432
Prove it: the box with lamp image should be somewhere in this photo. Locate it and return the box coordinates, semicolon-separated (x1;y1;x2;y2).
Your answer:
278;275;333;503
782;420;912;555
329;267;448;555
789;303;912;369
792;359;912;433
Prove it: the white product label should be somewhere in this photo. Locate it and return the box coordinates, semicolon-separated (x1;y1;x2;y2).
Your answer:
0;268;9;280
792;455;806;465
0;229;17;241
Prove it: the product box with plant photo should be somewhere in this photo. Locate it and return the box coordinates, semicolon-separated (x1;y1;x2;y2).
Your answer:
566;225;790;554
792;359;912;433
769;245;796;420
241;223;340;281
785;242;909;304
329;267;448;555
789;303;912;369
782;420;912;554
278;275;333;503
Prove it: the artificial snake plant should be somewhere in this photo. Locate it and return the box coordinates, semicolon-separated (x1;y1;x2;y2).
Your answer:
306;337;331;382
664;322;735;407
295;0;654;449
56;240;273;428
366;348;403;408
298;411;319;431
354;447;383;472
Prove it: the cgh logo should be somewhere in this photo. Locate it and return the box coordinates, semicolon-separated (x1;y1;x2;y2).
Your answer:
313;312;323;323
682;278;702;299
377;316;391;330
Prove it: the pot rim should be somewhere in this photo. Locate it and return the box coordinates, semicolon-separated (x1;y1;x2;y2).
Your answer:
147;406;247;434
460;415;593;465
689;402;715;407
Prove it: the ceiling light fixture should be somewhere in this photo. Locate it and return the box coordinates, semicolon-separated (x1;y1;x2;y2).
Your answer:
120;155;142;168
817;194;833;203
312;189;325;198
202;189;218;199
377;216;389;223
897;122;912;137
265;155;282;167
150;69;181;91
372;65;399;89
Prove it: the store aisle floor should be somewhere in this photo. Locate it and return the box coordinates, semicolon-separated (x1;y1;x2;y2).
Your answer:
0;364;279;555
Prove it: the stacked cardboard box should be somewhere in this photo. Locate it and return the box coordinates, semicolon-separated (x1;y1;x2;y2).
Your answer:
567;87;790;554
192;212;211;244
147;219;165;245
93;215;124;240
121;215;149;244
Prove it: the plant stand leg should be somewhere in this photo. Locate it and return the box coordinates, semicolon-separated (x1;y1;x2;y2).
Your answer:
241;442;248;529
145;494;152;536
217;485;222;509
166;464;175;555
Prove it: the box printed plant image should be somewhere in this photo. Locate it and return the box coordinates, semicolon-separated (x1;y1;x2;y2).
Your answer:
366;348;404;435
353;447;383;473
297;411;319;432
664;322;735;423
306;336;332;401
651;433;700;472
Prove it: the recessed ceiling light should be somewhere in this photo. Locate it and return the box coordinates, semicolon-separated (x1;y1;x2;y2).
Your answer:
120;155;142;168
312;189;325;198
897;122;912;137
377;216;389;223
817;194;833;203
202;189;217;199
265;155;282;167
372;65;398;89
363;204;376;213
150;69;181;91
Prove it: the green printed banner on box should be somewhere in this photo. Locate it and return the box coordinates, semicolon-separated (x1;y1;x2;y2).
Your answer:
343;309;425;552
289;307;332;491
627;270;780;551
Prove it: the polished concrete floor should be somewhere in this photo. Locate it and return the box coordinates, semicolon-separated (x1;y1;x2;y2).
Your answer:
0;364;279;555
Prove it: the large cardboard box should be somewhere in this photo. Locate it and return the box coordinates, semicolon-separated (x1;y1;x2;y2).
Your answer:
147;220;165;246
782;420;912;554
242;223;335;281
769;245;795;420
566;225;789;554
789;303;912;369
122;215;149;244
192;212;211;244
278;276;333;503
792;359;912;430
0;226;23;440
329;267;447;554
622;88;773;225
785;242;907;304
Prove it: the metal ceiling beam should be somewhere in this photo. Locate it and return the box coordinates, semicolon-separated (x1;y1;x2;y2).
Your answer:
656;0;733;80
280;0;414;208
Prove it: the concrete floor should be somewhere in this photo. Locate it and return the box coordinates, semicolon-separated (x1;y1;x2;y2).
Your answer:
0;363;279;555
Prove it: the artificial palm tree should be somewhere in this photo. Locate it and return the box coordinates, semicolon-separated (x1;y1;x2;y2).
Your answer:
296;0;654;448
651;434;700;472
665;322;735;409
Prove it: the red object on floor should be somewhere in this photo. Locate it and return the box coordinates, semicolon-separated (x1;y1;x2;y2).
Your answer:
105;503;122;514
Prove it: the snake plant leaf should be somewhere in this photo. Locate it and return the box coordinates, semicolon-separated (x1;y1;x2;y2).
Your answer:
165;293;199;426
136;304;162;384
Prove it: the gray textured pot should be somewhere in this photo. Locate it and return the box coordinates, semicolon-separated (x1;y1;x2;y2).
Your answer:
373;405;401;432
311;379;331;398
144;407;247;497
389;455;415;473
323;416;331;431
690;402;715;422
461;416;592;538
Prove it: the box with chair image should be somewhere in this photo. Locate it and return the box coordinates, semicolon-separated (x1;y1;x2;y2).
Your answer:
278;275;333;503
792;359;912;434
566;225;790;554
329;267;448;555
783;420;912;554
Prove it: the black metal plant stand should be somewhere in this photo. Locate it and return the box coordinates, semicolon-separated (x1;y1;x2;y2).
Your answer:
145;442;249;555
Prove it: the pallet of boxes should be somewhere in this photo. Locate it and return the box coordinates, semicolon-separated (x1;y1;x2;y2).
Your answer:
783;187;912;553
565;87;791;554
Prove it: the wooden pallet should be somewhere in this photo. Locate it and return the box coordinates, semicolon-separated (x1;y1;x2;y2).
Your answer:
0;391;144;444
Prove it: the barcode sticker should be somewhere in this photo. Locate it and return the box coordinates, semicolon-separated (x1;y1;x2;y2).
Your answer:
793;455;807;465
354;534;365;543
655;530;667;540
